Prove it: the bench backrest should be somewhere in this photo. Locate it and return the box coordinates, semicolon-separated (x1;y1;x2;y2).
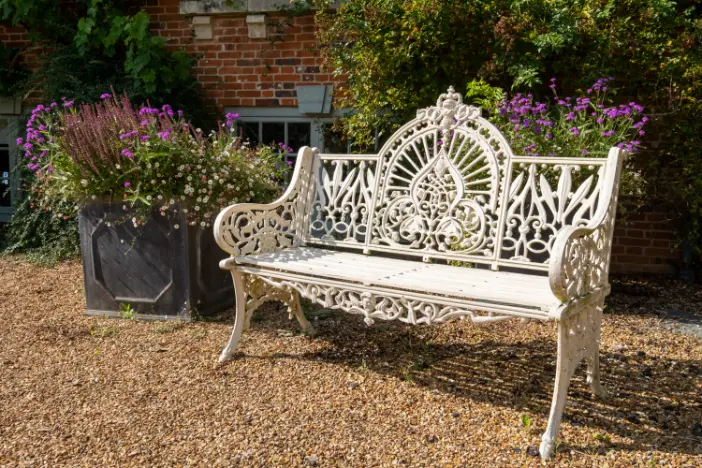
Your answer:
301;87;623;272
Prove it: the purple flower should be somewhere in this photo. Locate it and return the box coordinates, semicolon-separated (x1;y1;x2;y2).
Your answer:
586;88;592;94
119;132;133;140
121;149;134;159
140;119;149;127
124;181;131;188
39;125;47;131
639;130;645;136
287;161;293;165
63;100;74;108
50;102;57;108
565;112;575;121
24;143;33;150
158;130;172;140
140;135;150;141
569;127;580;136
177;110;184;116
100;93;112;99
546;133;553;140
16;137;23;145
582;149;589;155
39;151;47;158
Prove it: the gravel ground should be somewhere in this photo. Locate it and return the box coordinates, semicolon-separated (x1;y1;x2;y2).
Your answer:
1;258;701;467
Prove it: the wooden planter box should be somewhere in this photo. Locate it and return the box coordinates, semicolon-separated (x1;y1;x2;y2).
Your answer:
78;203;233;320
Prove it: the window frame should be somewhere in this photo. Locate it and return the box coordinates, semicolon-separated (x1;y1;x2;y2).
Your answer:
0;116;20;223
225;107;351;155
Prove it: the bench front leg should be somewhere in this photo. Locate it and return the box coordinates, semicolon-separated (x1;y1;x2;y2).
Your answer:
219;270;249;363
540;297;605;459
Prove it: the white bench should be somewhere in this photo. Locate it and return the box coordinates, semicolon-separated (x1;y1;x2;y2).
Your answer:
214;87;624;459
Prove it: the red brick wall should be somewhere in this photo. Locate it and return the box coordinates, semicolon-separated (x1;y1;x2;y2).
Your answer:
145;0;341;112
1;3;687;276
610;205;682;276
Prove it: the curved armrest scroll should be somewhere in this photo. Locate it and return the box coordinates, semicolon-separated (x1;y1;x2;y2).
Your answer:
213;147;317;257
548;148;624;302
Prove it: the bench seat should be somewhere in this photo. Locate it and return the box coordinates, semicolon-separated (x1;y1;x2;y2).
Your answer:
228;247;559;317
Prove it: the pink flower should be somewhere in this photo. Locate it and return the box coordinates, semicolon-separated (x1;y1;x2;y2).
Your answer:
124;181;131;188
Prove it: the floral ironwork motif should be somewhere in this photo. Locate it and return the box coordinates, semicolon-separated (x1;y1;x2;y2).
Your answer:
255;275;512;326
307;158;377;244
499;162;605;263
369;87;507;258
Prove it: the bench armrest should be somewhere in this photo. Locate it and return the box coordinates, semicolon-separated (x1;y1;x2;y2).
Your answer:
548;148;624;303
213;147;317;259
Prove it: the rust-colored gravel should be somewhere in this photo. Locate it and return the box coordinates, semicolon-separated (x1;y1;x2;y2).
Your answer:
1;258;701;467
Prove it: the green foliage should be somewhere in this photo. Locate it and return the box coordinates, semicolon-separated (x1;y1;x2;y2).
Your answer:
1;0;214;261
0;184;80;264
464;79;504;110
520;413;534;432
0;43;28;95
315;0;702;255
119;303;136;320
24;95;287;229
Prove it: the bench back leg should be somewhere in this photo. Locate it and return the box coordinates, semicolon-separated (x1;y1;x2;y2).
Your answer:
540;297;606;459
289;290;316;336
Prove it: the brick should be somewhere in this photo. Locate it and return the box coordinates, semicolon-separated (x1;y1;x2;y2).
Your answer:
280;98;297;106
626;229;645;238
275;90;296;98
644;247;676;257
256;99;280;106
275;74;303;81
236;43;262;51
621;238;651;247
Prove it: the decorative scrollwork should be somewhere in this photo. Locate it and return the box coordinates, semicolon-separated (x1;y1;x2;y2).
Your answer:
255;276;512;326
217;198;299;256
558;190;617;299
499;162;605;264
307;158;376;244
369;87;509;259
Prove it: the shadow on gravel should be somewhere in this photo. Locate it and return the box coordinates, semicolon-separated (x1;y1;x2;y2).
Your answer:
244;301;702;457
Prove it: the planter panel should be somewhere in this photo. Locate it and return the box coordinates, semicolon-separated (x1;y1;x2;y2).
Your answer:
79;203;233;320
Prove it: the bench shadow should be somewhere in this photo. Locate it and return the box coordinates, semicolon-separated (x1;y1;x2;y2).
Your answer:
246;305;702;457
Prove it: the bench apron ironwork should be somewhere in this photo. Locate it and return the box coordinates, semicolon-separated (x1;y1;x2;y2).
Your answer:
214;87;624;460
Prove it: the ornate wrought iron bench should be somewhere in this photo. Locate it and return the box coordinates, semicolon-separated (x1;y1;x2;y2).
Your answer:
214;87;623;459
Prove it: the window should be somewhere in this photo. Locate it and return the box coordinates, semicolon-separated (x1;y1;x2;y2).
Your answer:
0;118;18;221
227;108;350;160
0;143;10;208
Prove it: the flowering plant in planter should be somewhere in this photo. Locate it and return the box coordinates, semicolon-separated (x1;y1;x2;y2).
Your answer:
19;93;290;228
491;77;647;158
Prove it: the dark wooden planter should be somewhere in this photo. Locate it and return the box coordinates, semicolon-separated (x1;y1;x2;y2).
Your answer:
78;203;233;320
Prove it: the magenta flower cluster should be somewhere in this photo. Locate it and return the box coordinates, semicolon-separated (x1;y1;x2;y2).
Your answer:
21;90;292;228
493;77;647;157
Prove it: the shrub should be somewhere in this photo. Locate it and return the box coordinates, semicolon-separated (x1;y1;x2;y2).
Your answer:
490;77;646;158
20;92;290;230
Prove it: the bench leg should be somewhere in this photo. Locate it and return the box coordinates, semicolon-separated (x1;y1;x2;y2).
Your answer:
219;270;248;363
289;290;316;336
585;305;607;398
540;300;604;459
